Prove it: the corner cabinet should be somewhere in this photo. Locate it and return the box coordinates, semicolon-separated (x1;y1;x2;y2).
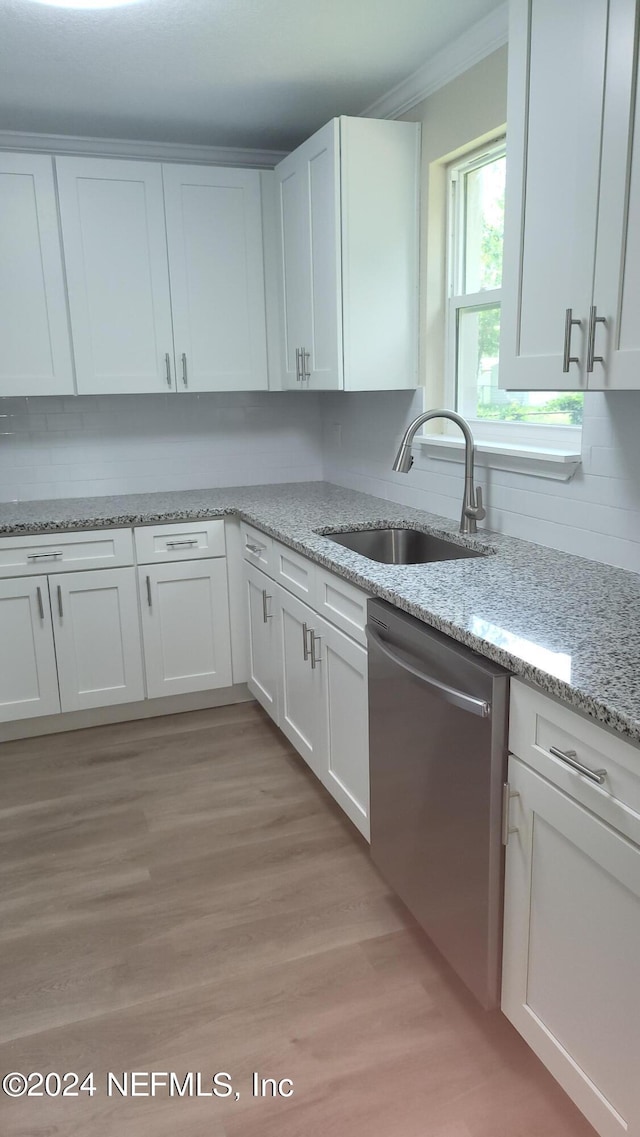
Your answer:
0;154;74;398
274;116;420;391
502;680;640;1137
500;0;640;391
56;156;269;395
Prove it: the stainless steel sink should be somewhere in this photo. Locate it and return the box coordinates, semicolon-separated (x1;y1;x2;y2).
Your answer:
324;527;485;565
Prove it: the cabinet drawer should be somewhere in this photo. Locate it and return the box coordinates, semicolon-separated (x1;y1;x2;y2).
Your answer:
510;679;640;841
0;528;134;578
240;522;273;574
134;519;225;564
272;539;316;604
315;565;369;646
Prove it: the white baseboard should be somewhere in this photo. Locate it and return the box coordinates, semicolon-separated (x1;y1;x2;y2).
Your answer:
0;684;253;743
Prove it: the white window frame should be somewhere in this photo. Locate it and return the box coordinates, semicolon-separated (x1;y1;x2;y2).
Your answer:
428;138;582;469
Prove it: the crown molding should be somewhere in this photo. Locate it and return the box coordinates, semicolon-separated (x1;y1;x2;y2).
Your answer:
360;2;508;120
0;129;287;168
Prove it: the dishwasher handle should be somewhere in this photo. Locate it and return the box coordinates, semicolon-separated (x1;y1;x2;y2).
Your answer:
366;624;491;719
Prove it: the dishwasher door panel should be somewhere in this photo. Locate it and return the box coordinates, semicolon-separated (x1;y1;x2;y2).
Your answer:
367;599;509;1009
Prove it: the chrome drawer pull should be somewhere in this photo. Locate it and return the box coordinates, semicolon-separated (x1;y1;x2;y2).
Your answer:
36;586;45;621
310;630;321;669
246;542;264;555
181;352;188;388
549;745;607;785
586;304;606;372
146;575;152;608
165;352;172;388
302;621;311;661
302;347;310;381
562;308;581;372
166;538;198;548
27;551;62;561
295;347;302;382
262;589;272;623
57;585;63;618
501;782;520;846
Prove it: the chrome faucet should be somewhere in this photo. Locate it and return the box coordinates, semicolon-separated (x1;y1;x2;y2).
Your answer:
392;408;486;535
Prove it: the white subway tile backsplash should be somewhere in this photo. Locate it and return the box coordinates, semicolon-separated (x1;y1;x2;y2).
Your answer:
0;391;324;504
319;389;640;574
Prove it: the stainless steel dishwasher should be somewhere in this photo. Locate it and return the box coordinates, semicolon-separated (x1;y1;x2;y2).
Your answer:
366;598;510;1009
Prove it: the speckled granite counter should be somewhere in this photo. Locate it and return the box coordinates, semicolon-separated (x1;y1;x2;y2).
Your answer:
1;481;639;746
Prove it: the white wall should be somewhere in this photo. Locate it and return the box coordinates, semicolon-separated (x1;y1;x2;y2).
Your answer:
0;391;323;502
319;389;640;574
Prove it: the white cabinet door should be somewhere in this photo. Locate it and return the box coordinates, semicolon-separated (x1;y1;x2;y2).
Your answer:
274;584;326;779
500;0;608;391
590;0;640;390
51;567;145;711
139;560;232;698
0;153;74;397
274;153;310;387
502;756;640;1137
0;576;60;722
243;560;279;718
275;119;342;391
56;157;175;395
317;615;369;839
163;164;268;392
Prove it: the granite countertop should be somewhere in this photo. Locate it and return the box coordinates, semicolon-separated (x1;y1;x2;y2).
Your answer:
1;481;639;746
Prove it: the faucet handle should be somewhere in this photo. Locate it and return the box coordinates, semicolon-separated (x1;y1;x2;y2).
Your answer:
473;485;486;520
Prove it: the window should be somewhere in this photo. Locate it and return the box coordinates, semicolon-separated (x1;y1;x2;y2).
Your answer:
445;141;583;447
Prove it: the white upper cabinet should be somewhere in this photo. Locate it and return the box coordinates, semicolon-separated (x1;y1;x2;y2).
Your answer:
275;116;420;391
162;164;268;391
0;153;74;397
590;0;640;390
501;0;640;391
56;156;175;395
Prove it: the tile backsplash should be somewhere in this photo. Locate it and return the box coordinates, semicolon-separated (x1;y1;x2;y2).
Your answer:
1;386;639;575
0;391;323;501
319;389;640;575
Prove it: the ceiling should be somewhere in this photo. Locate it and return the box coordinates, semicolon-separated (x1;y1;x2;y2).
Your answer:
0;0;503;152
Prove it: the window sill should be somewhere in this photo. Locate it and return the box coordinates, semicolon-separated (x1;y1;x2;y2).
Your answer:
416;434;581;481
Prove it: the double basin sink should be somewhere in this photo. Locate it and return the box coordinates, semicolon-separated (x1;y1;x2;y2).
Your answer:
324;527;485;565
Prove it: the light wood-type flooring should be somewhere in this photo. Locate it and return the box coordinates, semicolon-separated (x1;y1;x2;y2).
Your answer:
0;702;596;1137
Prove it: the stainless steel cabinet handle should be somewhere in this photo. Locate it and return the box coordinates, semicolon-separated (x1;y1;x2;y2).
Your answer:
165;352;172;388
36;586;45;621
586;305;606;372
366;624;491;718
549;745;607;785
310;630;321;669
262;589;272;623
27;551;62;561
57;584;63;618
246;542;264;556
295;347;302;382
562;308;581;373
302;621;311;661
181;352;188;388
501;782;520;845
302;348;310;381
166;538;198;548
146;575;152;608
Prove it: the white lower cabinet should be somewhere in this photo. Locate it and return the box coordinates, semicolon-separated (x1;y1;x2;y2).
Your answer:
139;559;232;698
319;617;369;837
244;560;278;719
275;584;326;782
0;575;60;722
242;543;370;839
51;567;145;712
503;681;640;1137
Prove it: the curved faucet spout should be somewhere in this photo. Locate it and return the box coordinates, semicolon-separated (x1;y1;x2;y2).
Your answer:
392;408;486;535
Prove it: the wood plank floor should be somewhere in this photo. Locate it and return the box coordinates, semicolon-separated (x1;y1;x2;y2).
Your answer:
0;702;596;1136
